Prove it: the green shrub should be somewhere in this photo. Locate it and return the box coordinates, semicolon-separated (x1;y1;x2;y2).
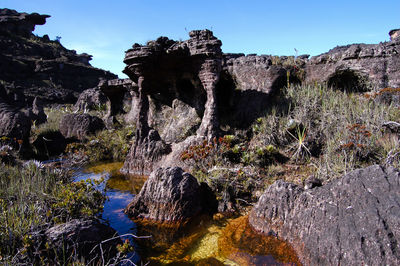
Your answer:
251;83;400;181
66;126;135;163
0;163;105;261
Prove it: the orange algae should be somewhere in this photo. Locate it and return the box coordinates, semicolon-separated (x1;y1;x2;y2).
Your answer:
218;216;301;265
137;215;301;265
134;215;213;264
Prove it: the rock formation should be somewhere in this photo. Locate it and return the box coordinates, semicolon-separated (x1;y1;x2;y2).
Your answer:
389;29;400;42
120;28;400;175
37;219;121;263
0;8;117;106
74;88;109;113
0;8;49;37
125;167;208;222
249;165;400;265
121;30;223;175
0;97;31;141
59;113;105;140
305;33;400;90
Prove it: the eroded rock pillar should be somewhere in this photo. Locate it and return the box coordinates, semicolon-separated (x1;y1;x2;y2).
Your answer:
121;76;171;175
197;59;221;139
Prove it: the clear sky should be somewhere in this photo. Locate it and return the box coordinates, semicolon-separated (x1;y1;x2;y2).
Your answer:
2;0;399;78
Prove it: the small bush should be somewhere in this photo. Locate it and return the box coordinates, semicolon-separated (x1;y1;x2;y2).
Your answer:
251;83;400;181
65;126;135;163
0;163;106;261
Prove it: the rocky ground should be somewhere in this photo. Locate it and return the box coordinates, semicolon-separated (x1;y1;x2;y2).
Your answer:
1;7;400;265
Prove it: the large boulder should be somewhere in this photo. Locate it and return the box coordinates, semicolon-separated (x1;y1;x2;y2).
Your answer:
125;167;214;222
59;113;105;140
0;101;31;141
249;165;400;265
74;87;110;113
43;219;121;263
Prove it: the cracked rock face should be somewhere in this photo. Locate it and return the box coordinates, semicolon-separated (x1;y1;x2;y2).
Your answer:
59;113;105;141
305;36;400;90
124;167;203;222
0;8;117;106
249;165;400;265
121;30;222;175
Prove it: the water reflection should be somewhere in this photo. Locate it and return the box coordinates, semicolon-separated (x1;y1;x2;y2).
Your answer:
73;162;300;265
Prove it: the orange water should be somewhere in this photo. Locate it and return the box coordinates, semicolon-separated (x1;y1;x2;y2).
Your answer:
81;162;301;265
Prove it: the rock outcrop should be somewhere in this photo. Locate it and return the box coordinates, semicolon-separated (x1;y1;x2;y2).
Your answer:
121;30;223;174
0;8;49;37
305;33;400;90
125;167;212;222
0;99;31;141
120;28;400;175
389;29;400;42
219;54;302;127
249;165;400;265
0;8;117;106
59;113;105;140
74;87;109;113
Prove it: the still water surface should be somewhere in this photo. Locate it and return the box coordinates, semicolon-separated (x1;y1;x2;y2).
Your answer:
73;162;300;265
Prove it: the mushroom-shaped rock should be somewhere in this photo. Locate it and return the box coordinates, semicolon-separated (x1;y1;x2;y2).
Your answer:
125;167;205;222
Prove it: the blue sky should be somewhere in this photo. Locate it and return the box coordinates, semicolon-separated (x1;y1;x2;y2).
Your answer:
2;0;399;78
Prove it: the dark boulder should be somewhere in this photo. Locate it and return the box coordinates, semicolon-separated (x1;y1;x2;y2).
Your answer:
0;101;31;141
32;130;67;159
249;165;400;265
59;113;105;140
125;167;213;222
74;87;110;113
43;219;121;263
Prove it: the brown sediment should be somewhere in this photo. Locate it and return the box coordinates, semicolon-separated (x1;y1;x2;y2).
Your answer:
133;214;212;262
135;214;301;265
86;161;124;174
218;216;301;266
85;162;148;193
106;173;147;193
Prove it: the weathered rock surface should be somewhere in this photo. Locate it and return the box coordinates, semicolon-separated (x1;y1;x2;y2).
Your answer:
0;8;117;106
249;165;400;265
219;54;300;127
43;219;121;262
0;8;49;37
0;100;31;140
390;29;400;42
98;78;134;116
305;34;400;90
125;167;210;222
74;87;109;113
59;113;105;140
121;128;171;176
121;30;222;174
